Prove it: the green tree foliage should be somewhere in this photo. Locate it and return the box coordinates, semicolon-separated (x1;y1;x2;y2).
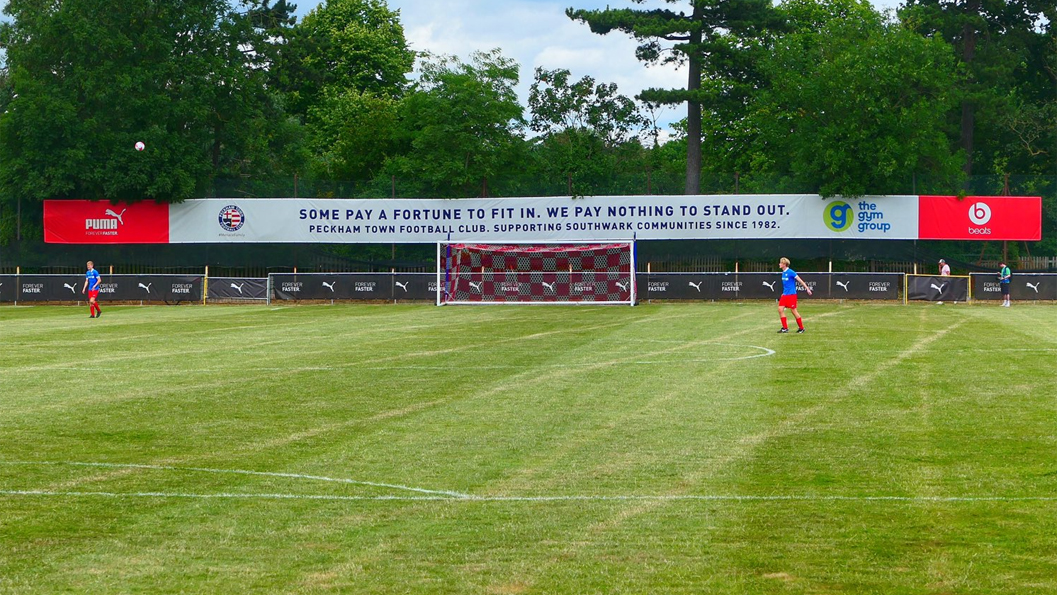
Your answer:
567;0;781;195
743;0;965;196
383;50;526;198
0;0;285;205
282;0;414;116
900;0;1055;175
527;67;649;192
307;89;400;180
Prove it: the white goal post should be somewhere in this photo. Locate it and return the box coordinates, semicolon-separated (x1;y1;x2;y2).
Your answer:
436;240;637;305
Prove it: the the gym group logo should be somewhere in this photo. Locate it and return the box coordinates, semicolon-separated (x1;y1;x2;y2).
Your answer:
968;201;992;235
218;205;245;232
85;208;126;235
825;200;891;234
825;201;852;232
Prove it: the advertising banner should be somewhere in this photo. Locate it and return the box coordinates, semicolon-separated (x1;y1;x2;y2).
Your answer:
7;275;201;302
906;275;969;302
0;275;17;302
13;275;90;302
391;273;439;301
46;195;937;243
643;272;902;300
818;273;902;300
270;273;391;300
918;195;1042;241
43;201;170;244
207;278;268;300
971;273;1057;301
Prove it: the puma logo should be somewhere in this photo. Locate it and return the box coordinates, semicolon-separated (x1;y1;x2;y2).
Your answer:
762;281;776;291
395;281;409;292
230;282;245;294
836;281;850;292
105;208;126;225
322;282;336;292
931;282;947;293
138;282;152;293
469;282;482;292
1026;282;1040;293
688;281;702;292
64;283;77;293
542;281;556;292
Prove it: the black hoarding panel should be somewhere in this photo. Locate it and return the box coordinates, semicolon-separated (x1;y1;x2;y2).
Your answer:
0;275;13;302
208;278;268;300
102;276;203;302
972;273;1057;301
823;273;902;300
644;274;719;299
271;273;391;300
16;275;86;302
392;273;438;301
907;275;969;302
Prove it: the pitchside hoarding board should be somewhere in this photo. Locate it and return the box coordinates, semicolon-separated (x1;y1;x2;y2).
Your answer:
0;275;16;302
643;273;902;300
270;273;392;300
971;273;1057;301
906;275;970;302
2;275;202;302
207;277;268;300
391;273;438;301
42;195;1043;244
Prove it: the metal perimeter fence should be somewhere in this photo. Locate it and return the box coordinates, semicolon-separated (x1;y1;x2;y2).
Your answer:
2;272;1054;305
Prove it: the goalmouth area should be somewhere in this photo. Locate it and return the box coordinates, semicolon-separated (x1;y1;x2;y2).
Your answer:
1;302;1056;593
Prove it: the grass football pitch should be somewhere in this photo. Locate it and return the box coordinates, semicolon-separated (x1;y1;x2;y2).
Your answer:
1;302;1055;594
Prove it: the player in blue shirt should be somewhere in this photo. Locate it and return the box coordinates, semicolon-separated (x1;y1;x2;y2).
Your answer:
777;257;812;333
81;260;102;318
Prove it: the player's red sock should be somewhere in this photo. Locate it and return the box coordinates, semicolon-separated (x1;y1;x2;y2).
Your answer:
92;303;100;316
780;316;788;329
89;304;95;316
796;317;804;330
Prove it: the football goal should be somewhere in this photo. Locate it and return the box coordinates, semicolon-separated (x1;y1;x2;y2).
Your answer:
436;241;636;305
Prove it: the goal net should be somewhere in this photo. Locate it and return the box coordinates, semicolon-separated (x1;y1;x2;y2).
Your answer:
437;241;636;305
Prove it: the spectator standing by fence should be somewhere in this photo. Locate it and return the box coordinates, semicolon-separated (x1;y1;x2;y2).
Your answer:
998;262;1012;307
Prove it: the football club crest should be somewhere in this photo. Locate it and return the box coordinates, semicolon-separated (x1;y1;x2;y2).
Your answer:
218;205;245;232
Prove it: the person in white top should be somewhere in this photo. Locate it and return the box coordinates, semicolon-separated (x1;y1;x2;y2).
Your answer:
936;259;951;304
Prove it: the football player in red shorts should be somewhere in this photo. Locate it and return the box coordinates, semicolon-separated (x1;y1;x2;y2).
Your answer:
82;260;102;318
777;257;811;333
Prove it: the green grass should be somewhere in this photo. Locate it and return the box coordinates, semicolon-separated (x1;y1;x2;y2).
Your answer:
1;302;1055;594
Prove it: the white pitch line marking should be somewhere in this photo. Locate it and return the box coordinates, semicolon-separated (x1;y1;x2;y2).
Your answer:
2;461;1053;504
0;461;471;499
2;490;1055;503
1;344;776;373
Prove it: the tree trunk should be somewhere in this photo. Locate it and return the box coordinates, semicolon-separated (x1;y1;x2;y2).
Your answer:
685;55;702;195
960;0;980;175
683;2;704;195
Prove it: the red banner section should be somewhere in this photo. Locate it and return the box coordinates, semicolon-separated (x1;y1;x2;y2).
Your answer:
44;201;170;244
918;195;1042;241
